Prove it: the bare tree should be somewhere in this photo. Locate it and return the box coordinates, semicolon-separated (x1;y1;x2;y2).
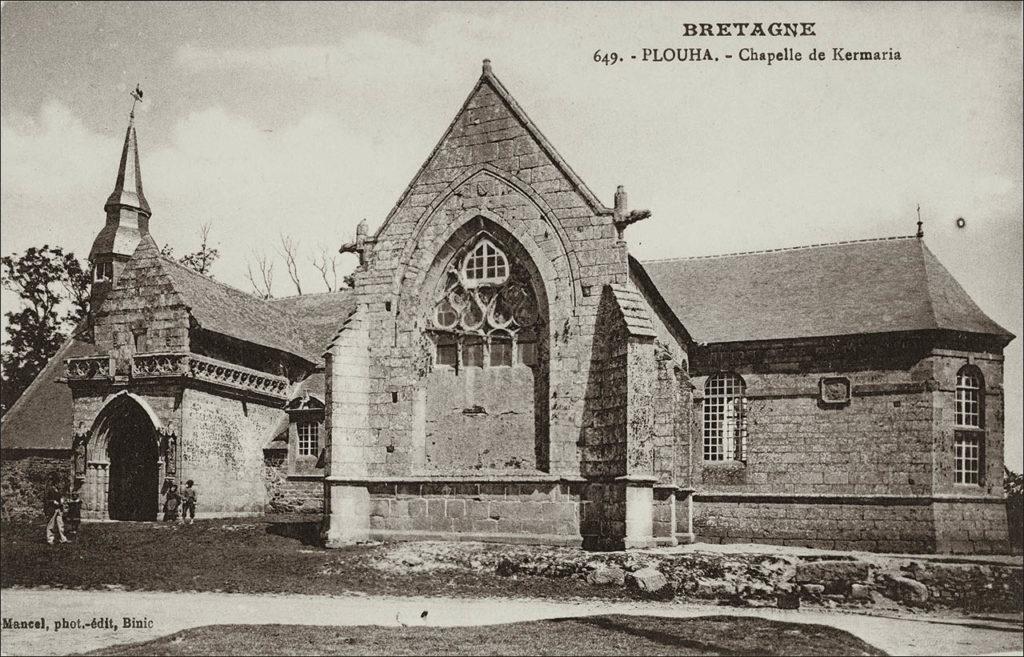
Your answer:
245;250;275;299
312;245;340;292
278;234;303;296
160;223;220;277
179;222;220;276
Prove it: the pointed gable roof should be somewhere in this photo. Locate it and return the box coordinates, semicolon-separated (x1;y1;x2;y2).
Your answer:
0;325;97;450
375;60;611;238
637;236;1013;345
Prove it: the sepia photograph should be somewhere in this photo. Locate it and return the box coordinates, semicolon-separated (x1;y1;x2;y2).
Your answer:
1;2;1021;655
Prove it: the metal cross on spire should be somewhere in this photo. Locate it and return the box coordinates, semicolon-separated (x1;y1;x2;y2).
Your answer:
129;84;144;119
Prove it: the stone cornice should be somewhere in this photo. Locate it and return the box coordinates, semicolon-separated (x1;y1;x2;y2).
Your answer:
64;356;115;382
130;351;289;400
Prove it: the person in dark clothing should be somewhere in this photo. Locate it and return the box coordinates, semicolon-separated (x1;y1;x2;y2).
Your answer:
180;480;197;524
163;484;180;522
64;491;82;541
44;482;68;545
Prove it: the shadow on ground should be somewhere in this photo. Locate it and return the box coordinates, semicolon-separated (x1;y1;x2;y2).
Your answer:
265;519;320;546
86;614;887;656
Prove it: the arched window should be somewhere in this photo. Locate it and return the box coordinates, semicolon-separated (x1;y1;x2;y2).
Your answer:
703;373;747;462
954;365;984;486
955;366;983;429
430;235;540;370
461;238;508;287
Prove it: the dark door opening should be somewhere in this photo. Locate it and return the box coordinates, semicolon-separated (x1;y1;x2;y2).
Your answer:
107;401;159;521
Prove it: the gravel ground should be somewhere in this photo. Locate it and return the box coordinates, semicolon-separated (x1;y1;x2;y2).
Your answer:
1;587;1021;656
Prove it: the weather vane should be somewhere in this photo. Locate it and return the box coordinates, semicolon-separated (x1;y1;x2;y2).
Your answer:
129;84;144;118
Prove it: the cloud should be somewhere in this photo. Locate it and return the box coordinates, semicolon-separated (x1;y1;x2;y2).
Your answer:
0;100;419;299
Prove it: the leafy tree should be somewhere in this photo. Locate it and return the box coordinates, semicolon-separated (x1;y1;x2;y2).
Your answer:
1006;467;1023;500
1;245;89;414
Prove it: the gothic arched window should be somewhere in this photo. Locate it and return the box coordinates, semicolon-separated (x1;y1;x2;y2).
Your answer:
703;373;747;462
430;235;540;369
462;238;509;287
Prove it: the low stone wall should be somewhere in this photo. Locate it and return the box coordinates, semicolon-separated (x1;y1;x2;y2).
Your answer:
365;480;582;545
262;458;322;514
933;498;1010;554
694;496;1011;554
1;450;71;521
370;540;1024;613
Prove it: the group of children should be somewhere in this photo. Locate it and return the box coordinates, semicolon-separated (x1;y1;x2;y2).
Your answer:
43;479;198;544
162;480;198;523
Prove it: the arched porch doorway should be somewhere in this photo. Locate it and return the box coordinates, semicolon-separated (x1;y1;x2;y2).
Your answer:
82;392;164;521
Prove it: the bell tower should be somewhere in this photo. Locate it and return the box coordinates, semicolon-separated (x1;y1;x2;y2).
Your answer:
89;87;151;307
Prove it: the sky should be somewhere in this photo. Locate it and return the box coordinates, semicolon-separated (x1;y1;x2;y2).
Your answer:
1;1;1021;467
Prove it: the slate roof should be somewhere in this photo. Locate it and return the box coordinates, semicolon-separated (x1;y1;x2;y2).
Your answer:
0;326;97;450
157;253;355;363
637;236;1013;345
267;293;357;360
607;284;657;338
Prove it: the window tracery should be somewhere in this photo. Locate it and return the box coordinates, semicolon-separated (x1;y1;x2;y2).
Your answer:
429;236;541;368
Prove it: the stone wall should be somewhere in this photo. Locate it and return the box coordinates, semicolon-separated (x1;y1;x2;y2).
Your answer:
0;450;71;520
686;334;1010;553
423;365;537;471
93;236;191;368
180;387;282;516
933;499;1009;554
365;480;582;545
694;499;937;553
263;462;323;514
581;289;629;478
347;71;630;485
928;348;1005;497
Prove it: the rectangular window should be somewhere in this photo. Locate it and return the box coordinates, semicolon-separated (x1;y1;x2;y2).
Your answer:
489;339;512;367
435;334;458;367
955;373;981;428
297;421;319;457
953;433;981;485
703;374;746;462
94;261;114;282
518;341;537;366
462;338;484;367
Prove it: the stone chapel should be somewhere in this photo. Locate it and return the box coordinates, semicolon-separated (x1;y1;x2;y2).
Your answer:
0;60;1014;554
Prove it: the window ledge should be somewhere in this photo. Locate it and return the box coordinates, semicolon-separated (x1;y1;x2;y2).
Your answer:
286;473;325;481
702;460;747;469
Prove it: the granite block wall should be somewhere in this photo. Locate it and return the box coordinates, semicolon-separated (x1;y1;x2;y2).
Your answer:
179;388;281;516
0;450;72;520
365;480;582;545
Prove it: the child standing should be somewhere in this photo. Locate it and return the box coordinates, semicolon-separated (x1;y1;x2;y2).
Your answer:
163;484;181;522
180;480;197;524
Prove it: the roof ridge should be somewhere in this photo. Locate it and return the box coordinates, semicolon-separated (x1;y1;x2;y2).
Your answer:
157;253;276;303
270;289;354;301
372;60;612;242
641;234;918;263
913;238;940;332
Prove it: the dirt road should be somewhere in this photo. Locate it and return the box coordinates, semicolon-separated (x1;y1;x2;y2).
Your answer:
1;588;1020;656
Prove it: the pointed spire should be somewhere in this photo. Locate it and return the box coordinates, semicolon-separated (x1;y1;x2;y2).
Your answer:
104;112;150;217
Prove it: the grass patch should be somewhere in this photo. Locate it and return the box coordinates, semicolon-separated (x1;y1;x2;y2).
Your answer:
0;516;618;600
86;615;886;656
